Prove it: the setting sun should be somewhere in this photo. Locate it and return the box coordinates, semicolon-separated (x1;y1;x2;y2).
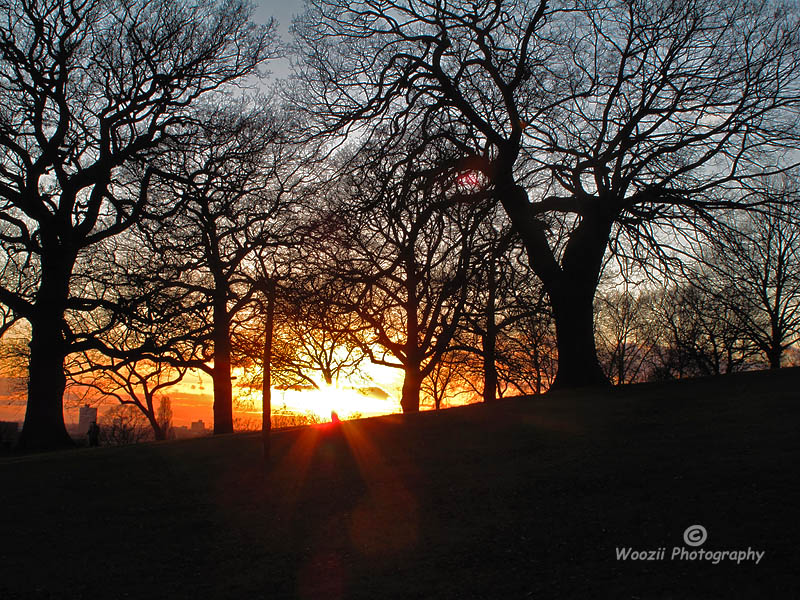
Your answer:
279;384;401;421
226;361;406;427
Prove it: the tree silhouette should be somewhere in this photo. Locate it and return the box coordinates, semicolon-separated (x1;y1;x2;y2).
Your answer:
67;353;185;441
0;0;277;449
455;207;552;400
696;180;800;368
648;282;754;379
293;0;800;389
137;102;296;434
308;143;481;412
98;404;151;446
157;396;174;440
594;288;654;385
276;288;367;388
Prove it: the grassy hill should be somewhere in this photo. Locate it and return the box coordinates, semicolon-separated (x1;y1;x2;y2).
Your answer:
2;368;799;599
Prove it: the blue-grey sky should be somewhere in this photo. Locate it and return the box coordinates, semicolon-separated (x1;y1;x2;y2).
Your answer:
253;0;305;35
251;0;306;79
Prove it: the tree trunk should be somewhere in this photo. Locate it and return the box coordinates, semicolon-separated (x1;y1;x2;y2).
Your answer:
18;319;73;450
262;279;276;460
18;255;75;451
402;257;422;413
767;345;782;369
482;252;498;403
400;367;422;413
532;350;543;395
482;331;498;402
549;280;608;389
146;413;166;441
19;256;75;450
767;321;782;369
500;181;611;390
212;294;234;434
546;214;611;390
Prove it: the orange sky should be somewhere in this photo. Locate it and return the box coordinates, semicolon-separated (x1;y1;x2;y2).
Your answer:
0;364;407;428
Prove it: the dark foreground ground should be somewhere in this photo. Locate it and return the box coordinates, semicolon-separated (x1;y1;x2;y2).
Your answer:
2;369;799;599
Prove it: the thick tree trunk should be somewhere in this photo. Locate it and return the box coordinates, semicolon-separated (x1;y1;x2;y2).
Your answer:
18;320;73;450
18;256;74;451
767;322;783;369
549;281;608;389
212;294;234;434
547;213;612;389
767;346;782;369
500;180;611;389
400;367;422;413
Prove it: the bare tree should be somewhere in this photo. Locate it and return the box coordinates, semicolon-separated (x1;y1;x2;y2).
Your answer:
293;0;800;389
648;282;755;379
262;283;368;389
0;0;277;449
455;207;555;401
495;306;558;397
595;288;655;385
287;304;366;389
697;181;800;368
99;404;152;446
420;350;474;410
457;214;514;403
233;273;301;457
157;396;174;440
59;227;211;439
308;143;480;412
137;102;298;434
0;328;29;406
67;352;187;441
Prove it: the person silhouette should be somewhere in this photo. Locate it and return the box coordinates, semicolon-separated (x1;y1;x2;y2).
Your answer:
87;421;100;447
330;410;341;425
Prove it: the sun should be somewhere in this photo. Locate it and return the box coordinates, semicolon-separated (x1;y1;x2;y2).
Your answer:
277;359;405;421
456;170;485;190
279;383;401;422
168;362;405;426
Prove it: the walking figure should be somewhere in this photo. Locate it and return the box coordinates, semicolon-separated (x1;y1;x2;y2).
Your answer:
87;421;100;447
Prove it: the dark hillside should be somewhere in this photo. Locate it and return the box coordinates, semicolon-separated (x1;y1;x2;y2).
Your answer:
2;368;799;598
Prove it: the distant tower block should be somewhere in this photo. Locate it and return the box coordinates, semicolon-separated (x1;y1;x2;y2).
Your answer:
190;420;206;434
78;404;98;435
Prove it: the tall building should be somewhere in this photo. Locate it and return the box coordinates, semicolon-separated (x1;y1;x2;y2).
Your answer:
78;404;98;436
190;420;206;434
